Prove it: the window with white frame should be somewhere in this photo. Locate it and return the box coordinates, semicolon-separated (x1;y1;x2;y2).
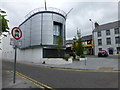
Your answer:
114;28;120;34
98;39;102;46
97;31;101;37
106;37;111;45
106;30;110;35
115;36;120;44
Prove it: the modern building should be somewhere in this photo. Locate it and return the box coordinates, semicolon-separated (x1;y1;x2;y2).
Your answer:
2;7;67;63
19;7;66;58
93;20;120;55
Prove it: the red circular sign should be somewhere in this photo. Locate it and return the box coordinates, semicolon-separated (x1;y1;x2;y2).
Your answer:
11;27;22;40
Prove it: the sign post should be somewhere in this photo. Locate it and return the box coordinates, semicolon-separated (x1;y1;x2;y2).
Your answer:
13;44;17;84
11;27;22;84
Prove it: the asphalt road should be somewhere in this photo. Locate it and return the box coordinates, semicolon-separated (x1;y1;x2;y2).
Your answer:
2;61;119;89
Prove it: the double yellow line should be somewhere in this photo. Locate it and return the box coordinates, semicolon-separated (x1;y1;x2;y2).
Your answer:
9;70;54;90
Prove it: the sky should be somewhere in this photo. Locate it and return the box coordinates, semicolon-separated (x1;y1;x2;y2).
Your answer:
1;0;119;40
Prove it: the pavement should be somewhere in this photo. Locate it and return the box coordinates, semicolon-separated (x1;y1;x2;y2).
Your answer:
18;55;119;71
0;59;2;90
2;70;38;89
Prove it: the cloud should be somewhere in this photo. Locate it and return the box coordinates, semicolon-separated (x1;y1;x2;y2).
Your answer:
1;1;118;40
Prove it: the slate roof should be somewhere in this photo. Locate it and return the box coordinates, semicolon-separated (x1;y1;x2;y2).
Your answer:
81;35;92;41
93;20;120;32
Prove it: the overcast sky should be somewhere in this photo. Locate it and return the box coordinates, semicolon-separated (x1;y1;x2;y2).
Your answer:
1;0;119;40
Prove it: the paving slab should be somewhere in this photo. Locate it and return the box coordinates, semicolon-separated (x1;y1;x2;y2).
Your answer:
17;55;119;71
2;70;38;88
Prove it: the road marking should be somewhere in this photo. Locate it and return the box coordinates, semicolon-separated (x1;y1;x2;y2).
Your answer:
54;68;120;73
4;60;120;73
19;62;120;73
9;70;54;90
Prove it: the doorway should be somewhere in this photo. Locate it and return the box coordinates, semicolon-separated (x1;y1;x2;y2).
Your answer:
108;48;113;54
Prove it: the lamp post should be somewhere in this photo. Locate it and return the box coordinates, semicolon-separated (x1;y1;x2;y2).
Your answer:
89;19;94;55
89;19;94;31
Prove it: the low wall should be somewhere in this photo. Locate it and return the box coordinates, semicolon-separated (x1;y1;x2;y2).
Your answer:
41;58;72;65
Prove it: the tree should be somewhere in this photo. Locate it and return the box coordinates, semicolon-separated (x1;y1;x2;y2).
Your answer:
76;30;84;57
72;29;84;59
0;9;9;36
56;35;63;57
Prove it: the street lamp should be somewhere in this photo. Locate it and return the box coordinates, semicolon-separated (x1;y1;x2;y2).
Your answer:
89;19;94;55
89;19;94;31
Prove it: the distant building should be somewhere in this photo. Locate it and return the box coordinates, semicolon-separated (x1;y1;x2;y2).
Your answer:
81;35;93;55
93;20;120;55
66;40;73;48
66;34;93;55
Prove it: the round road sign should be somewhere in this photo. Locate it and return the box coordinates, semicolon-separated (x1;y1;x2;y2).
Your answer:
11;27;22;40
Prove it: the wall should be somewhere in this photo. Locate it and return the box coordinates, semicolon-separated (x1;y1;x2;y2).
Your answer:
19;12;66;49
2;34;43;63
93;28;119;55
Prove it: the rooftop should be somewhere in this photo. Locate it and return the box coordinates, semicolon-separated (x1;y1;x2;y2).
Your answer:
25;7;66;20
93;20;120;32
66;34;92;44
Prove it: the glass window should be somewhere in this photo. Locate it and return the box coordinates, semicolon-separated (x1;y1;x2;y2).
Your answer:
115;36;120;44
53;22;62;44
98;39;102;46
99;48;102;51
114;28;120;34
106;37;111;45
97;31;101;37
106;30;110;35
53;25;60;36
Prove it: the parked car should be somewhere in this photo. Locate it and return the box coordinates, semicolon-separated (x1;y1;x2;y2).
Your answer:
98;50;108;57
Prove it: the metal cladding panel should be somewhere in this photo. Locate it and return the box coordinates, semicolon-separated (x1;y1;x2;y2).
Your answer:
43;13;53;20
53;14;65;23
19;23;25;48
31;14;41;46
19;11;66;48
24;19;31;47
42;13;53;45
53;14;66;46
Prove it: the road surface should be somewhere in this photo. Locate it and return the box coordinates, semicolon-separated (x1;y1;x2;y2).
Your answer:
2;61;119;89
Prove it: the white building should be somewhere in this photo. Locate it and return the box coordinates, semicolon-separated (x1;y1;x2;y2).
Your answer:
0;38;2;60
93;21;120;55
2;7;67;63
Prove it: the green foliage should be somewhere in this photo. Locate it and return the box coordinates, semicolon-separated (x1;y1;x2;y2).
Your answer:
76;31;84;56
72;29;84;58
63;56;69;61
0;9;9;35
69;52;76;59
72;36;77;52
76;38;84;56
56;35;62;57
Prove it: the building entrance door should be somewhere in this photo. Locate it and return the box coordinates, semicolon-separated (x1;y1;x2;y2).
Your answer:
108;48;113;54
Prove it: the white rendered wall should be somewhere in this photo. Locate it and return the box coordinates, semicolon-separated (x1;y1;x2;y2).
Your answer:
2;34;43;63
93;28;119;55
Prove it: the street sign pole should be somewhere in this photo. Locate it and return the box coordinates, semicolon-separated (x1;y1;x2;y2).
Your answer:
13;44;17;84
11;27;22;84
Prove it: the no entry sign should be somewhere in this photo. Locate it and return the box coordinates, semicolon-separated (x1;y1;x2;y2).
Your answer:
11;27;22;40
